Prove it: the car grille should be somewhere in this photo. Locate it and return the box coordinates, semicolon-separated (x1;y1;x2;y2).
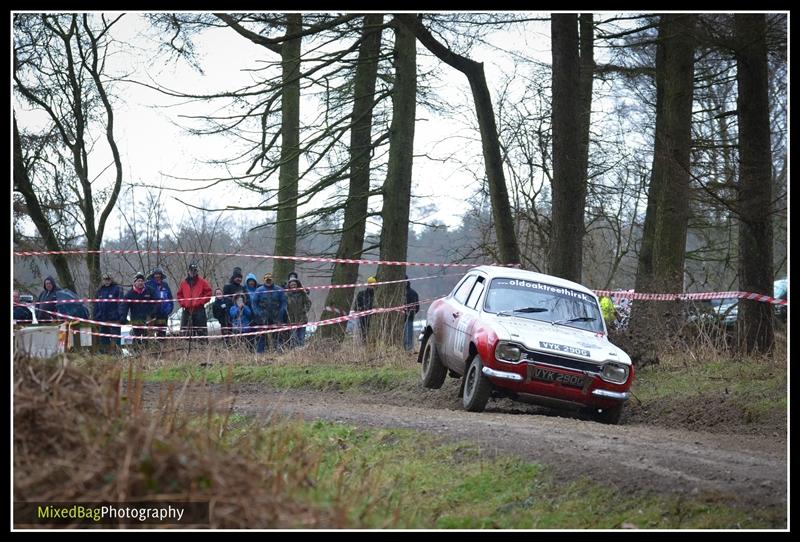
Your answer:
523;349;601;374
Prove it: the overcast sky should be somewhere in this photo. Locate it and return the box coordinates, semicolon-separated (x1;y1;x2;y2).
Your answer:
13;12;555;240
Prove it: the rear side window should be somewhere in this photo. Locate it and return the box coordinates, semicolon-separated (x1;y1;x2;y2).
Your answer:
466;277;486;310
453;275;478;305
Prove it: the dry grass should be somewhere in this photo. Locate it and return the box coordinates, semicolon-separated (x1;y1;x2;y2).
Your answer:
12;353;393;528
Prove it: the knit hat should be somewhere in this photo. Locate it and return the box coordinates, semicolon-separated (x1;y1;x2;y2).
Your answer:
288;271;299;281
263;273;273;282
232;266;243;279
134;272;145;281
367;276;377;284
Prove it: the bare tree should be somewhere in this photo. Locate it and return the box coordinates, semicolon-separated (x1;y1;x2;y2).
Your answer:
13;14;126;288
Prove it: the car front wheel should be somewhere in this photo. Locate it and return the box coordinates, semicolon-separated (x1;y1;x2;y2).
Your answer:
594;404;623;425
420;332;447;389
462;356;491;412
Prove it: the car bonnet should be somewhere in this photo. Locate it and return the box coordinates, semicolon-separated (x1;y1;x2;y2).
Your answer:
487;314;631;365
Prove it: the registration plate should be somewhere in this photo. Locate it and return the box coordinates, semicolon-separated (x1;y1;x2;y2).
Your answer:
528;365;585;388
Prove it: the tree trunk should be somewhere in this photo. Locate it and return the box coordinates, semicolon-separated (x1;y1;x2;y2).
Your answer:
320;15;384;337
13;116;76;291
372;16;417;346
272;14;302;282
735;13;774;354
632;14;696;345
401;15;520;265
549;14;588;282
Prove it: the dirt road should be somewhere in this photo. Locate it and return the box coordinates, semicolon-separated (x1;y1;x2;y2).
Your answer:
144;379;787;510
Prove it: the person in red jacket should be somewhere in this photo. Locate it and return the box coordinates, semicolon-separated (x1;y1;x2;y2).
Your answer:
176;262;213;341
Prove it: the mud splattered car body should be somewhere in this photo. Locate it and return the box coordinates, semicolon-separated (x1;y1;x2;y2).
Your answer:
418;266;634;424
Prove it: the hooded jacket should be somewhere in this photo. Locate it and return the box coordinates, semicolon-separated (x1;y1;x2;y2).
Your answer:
36;276;61;322
243;273;261;318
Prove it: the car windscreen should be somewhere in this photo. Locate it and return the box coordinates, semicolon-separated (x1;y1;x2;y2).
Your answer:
483;278;604;333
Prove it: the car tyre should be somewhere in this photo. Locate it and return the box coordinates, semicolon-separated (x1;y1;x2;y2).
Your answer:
462;356;491;412
420;332;447;389
594;404;623;425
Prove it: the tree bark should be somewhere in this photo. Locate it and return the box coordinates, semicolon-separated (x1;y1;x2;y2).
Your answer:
400;15;520;265
632;14;696;343
320;15;384;337
372;16;417;346
549;14;589;282
272;14;302;282
735;13;774;354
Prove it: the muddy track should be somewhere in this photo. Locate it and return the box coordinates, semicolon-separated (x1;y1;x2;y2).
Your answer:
140;380;787;511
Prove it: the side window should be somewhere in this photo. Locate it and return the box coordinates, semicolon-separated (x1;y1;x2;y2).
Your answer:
465;277;486;310
453;275;478;305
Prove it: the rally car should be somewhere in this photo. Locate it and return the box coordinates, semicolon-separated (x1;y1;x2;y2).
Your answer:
418;266;634;424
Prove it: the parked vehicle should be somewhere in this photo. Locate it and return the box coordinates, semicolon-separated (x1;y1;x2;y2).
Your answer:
418;266;634;424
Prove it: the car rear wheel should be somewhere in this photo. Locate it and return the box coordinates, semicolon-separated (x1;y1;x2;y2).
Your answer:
420;332;447;389
462;356;491;412
594;404;623;425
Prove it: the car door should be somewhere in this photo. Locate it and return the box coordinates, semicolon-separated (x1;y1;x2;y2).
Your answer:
441;274;478;370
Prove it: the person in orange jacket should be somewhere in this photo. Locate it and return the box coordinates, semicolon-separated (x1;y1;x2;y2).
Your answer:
176;262;213;340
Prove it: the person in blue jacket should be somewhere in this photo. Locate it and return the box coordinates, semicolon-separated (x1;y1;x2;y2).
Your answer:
145;267;174;337
228;293;253;348
243;272;263;352
93;272;124;353
255;272;288;351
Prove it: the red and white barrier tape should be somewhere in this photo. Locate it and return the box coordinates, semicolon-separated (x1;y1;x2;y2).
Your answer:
13;248;519;269
19;275;440;306
17;278;429;307
17;299;433;341
594;290;787;305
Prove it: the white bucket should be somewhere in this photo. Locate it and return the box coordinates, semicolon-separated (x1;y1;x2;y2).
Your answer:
14;325;64;358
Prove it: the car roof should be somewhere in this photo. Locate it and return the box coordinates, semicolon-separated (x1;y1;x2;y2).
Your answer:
467;266;599;298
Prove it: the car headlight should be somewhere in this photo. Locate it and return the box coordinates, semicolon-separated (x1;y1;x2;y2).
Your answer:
495;342;523;363
601;362;629;384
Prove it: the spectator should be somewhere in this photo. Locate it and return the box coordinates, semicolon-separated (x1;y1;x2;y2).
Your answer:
36;276;61;323
228;293;253;347
286;277;312;348
222;266;246;338
93;272;123;353
13;291;33;322
176;262;213;341
243;272;262;352
599;296;620;329
354;276;376;343
119;273;158;346
255;273;288;351
145;267;173;337
403;276;420;352
212;287;232;345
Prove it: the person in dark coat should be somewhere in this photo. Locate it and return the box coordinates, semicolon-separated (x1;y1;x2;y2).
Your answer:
36;275;61;322
285;278;312;348
93;272;124;352
255;272;288;351
119;273;158;345
403;276;420;351
222;267;246;339
13;291;33;322
354;276;376;343
145;267;174;337
212;287;232;345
